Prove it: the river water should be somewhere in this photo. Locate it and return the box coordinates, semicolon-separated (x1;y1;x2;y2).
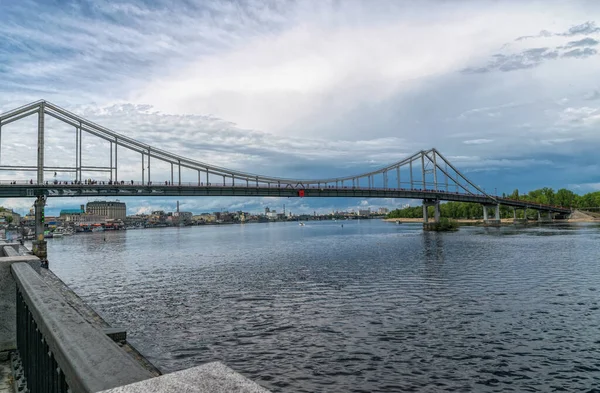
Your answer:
47;221;600;392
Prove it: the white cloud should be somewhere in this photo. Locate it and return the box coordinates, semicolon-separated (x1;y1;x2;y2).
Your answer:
463;139;494;145
541;138;574;145
568;182;600;192
2;1;600;213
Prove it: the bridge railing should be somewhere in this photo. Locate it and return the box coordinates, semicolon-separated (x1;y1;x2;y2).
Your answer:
499;197;570;211
0;179;479;193
12;262;153;393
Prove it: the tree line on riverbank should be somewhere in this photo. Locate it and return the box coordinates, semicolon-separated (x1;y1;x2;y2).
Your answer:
387;188;597;220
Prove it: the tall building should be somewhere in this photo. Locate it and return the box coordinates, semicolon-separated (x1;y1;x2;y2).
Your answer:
86;201;126;220
357;208;371;216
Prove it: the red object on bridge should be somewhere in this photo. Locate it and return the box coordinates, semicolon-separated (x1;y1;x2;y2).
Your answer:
298;189;305;197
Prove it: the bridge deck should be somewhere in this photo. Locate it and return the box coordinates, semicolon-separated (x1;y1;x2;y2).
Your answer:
0;182;571;214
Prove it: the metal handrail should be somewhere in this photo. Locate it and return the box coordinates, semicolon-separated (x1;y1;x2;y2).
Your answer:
12;262;152;393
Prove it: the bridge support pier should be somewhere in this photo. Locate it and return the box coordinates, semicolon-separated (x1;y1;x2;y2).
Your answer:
538;211;553;222
512;207;525;224
482;204;501;226
422;199;440;230
422;199;440;224
32;196;47;263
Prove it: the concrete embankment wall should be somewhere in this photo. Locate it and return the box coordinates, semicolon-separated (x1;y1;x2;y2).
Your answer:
0;242;39;353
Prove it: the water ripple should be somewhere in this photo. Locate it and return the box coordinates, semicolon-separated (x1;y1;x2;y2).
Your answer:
48;221;600;392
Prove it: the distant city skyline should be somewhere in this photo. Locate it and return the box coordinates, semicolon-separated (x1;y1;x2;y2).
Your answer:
1;1;599;213
18;198;401;218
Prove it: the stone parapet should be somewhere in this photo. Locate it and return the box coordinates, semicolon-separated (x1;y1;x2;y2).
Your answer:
98;362;270;393
0;254;40;353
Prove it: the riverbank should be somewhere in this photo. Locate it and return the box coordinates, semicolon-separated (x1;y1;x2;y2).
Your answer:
385;209;600;224
383;218;516;224
568;210;600;222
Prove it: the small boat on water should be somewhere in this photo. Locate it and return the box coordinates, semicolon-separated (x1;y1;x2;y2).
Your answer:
299;222;305;226
53;227;74;237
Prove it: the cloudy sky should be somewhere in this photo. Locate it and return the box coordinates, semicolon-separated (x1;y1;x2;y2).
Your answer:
1;0;600;216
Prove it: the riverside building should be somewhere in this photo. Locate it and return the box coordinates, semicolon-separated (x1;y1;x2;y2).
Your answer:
86;201;127;220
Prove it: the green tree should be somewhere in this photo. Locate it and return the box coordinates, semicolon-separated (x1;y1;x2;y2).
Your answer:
555;188;576;208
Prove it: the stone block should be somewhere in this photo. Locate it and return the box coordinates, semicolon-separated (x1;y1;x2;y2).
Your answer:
97;362;271;393
103;327;127;343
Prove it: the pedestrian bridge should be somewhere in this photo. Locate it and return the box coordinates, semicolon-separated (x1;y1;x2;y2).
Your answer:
0;100;570;214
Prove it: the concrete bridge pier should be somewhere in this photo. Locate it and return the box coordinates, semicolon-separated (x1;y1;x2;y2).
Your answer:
31;196;47;262
422;199;440;223
538;211;553;222
483;204;501;226
513;207;526;224
422;199;440;230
